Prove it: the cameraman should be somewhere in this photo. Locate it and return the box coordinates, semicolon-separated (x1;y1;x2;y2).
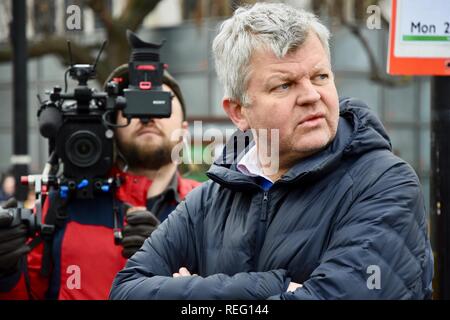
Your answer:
0;66;201;300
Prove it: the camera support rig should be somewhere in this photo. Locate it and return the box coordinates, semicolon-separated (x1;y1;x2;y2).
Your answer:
2;30;172;252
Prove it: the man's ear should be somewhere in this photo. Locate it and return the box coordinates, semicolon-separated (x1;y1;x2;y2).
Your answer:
177;121;189;142
222;98;250;131
181;121;189;131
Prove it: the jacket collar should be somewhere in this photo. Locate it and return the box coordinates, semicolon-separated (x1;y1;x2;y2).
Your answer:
110;167;180;206
207;97;392;189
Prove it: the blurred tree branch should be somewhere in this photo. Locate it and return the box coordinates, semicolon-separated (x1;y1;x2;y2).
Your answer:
342;20;410;86
0;0;163;84
119;0;162;32
0;0;410;87
83;0;114;32
333;0;411;87
313;0;411;87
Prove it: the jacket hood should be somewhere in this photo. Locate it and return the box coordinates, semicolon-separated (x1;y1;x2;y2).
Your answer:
207;97;392;189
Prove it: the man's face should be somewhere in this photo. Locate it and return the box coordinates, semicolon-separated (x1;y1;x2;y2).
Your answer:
115;84;187;170
2;176;15;195
241;32;339;169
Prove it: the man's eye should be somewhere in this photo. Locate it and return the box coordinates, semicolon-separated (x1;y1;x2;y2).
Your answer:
275;83;291;91
317;74;329;80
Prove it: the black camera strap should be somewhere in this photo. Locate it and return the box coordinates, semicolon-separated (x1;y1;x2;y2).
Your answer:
26;192;70;278
19;192;69;299
42;193;70;278
113;197;124;245
21;255;34;300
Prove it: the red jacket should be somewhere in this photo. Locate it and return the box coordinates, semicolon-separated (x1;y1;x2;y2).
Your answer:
0;170;200;300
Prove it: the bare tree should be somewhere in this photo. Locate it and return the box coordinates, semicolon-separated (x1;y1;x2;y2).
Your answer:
0;0;409;87
0;0;165;84
209;0;411;87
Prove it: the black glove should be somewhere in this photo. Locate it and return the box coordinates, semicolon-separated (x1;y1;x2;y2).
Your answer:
0;199;30;276
121;208;160;259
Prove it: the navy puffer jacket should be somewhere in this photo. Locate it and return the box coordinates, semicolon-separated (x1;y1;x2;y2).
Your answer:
110;98;433;300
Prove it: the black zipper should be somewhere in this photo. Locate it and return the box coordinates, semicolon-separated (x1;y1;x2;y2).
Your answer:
261;192;269;221
254;191;269;269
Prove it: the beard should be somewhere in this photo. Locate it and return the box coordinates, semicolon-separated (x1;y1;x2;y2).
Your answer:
116;135;176;171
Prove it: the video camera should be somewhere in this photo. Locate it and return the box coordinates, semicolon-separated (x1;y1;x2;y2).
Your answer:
34;30;171;199
0;31;172;244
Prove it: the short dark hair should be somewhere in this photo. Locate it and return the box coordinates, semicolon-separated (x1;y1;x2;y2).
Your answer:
104;64;187;120
0;169;15;186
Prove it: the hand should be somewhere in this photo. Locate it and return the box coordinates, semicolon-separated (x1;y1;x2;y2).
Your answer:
121;206;160;259
173;267;197;277
287;281;303;292
0;199;30;276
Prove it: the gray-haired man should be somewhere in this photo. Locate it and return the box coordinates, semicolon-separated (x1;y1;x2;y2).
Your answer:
110;3;433;300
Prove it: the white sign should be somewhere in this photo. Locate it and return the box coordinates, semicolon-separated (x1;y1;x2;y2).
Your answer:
394;0;450;58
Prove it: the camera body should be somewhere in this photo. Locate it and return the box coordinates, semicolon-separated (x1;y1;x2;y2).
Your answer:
56;112;114;179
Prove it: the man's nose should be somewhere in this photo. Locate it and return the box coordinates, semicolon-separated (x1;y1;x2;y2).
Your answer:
295;79;321;106
140;117;156;125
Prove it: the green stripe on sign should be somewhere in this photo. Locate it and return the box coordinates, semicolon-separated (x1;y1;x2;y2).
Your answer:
403;35;450;41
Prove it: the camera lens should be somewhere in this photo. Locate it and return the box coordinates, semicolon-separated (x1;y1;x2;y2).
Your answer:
66;131;102;168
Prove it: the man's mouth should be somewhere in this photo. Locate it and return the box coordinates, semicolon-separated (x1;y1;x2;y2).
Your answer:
298;113;325;126
136;127;162;137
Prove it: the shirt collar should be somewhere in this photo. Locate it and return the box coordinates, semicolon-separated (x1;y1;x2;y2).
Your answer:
237;145;274;183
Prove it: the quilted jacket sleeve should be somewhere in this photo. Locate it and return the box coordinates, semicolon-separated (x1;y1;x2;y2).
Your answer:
271;161;433;300
109;187;290;300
